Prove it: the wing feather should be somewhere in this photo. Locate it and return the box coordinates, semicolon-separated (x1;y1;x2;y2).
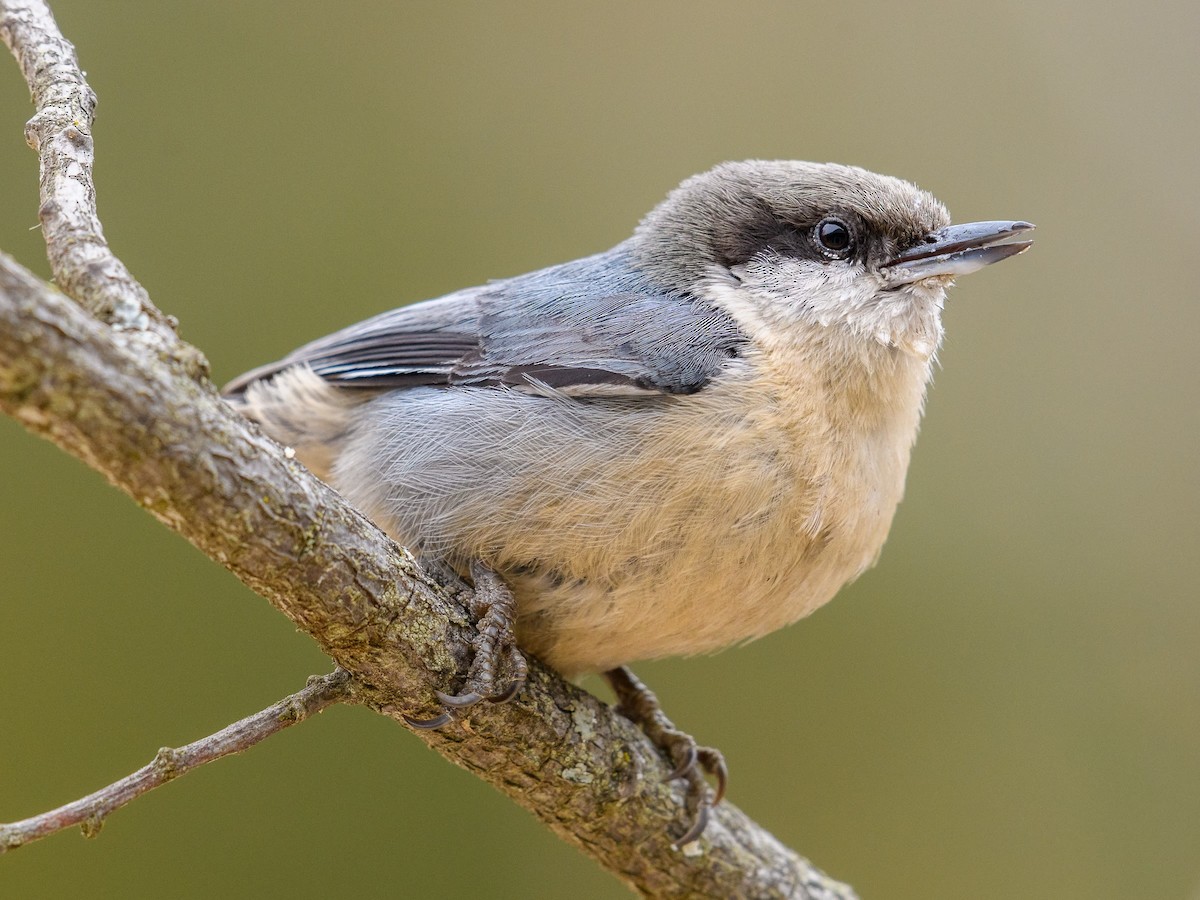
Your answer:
223;244;747;400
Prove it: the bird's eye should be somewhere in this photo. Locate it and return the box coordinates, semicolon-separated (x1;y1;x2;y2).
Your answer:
814;218;854;258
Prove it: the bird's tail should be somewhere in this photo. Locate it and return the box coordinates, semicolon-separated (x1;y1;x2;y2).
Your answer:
223;366;361;482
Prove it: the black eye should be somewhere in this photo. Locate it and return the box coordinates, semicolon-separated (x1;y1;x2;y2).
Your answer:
815;218;853;257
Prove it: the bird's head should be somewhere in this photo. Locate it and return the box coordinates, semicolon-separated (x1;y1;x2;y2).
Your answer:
633;160;1032;359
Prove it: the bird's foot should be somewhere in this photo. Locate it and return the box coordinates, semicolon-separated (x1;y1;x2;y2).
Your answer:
604;665;727;847
403;559;527;728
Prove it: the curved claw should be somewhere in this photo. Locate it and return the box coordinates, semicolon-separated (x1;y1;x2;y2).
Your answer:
672;803;710;849
710;757;728;806
665;743;698;782
488;646;528;704
698;748;728;805
436;689;484;710
487;680;522;704
402;711;453;730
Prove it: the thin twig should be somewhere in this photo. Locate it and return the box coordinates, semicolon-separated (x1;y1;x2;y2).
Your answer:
0;0;202;374
0;669;353;853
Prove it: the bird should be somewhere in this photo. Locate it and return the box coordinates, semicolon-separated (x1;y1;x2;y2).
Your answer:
223;160;1033;844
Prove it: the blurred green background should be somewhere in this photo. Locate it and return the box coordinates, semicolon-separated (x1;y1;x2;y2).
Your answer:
1;2;1197;898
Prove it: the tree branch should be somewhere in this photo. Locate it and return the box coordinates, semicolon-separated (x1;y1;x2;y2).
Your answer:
0;670;353;852
0;2;857;897
0;0;195;363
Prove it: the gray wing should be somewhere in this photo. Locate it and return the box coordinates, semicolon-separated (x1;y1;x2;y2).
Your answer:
223;244;748;399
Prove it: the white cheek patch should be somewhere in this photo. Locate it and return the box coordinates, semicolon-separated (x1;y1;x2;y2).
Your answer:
718;256;946;360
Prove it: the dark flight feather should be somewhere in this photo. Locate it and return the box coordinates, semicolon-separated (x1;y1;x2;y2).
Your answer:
223;243;748;400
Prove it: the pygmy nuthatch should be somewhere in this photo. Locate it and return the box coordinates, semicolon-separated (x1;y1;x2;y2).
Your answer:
225;160;1033;842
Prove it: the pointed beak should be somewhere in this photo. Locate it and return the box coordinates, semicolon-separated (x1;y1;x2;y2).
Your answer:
881;220;1034;286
